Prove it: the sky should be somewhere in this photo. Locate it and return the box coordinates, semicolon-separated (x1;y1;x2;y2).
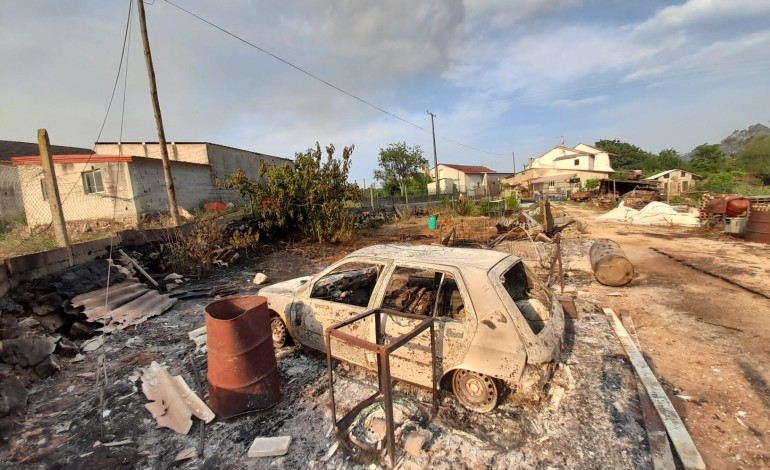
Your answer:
2;0;769;186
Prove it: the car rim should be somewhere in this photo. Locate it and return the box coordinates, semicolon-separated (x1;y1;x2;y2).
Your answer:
452;370;498;413
271;317;287;348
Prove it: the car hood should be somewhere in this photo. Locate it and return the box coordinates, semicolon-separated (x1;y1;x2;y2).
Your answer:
258;276;311;297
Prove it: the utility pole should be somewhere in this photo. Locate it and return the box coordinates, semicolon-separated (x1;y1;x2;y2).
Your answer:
38;129;73;266
138;0;181;226
512;151;515;173
427;111;439;196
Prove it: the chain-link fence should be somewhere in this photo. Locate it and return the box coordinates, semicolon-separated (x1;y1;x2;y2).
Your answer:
0;159;176;260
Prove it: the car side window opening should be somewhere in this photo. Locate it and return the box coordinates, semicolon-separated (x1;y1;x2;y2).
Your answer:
310;261;383;307
382;267;465;320
500;261;553;334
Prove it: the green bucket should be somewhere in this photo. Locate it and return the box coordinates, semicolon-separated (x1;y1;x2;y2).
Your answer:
428;214;438;231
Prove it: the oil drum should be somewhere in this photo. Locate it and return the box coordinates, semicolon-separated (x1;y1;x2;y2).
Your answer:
745;207;770;244
205;295;280;418
589;239;634;287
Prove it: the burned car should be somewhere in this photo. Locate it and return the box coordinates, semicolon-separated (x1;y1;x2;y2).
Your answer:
258;244;564;412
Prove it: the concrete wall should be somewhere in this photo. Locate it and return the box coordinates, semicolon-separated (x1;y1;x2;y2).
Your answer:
18;162;137;227
128;157;218;214
95;142;210;165
0;163;23;219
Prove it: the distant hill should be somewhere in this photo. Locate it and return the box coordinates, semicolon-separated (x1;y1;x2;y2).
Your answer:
720;123;770;155
680;122;770;161
0;140;93;162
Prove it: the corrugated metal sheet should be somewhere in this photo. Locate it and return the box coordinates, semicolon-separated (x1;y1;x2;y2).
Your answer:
71;280;178;331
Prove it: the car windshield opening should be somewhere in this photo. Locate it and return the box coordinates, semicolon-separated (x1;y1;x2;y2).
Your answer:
500;261;553;334
310;262;382;307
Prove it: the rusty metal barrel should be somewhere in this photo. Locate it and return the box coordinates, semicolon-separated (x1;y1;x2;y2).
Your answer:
745;207;770;244
205;295;280;418
589;239;634;287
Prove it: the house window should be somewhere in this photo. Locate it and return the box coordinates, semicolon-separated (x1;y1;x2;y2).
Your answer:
680;171;686;177
549;181;555;187
682;181;689;191
82;170;104;194
40;179;48;201
663;173;670;179
574;159;580;166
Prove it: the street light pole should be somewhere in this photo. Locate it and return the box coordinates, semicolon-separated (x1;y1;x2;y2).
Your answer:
427;111;439;196
512;151;515;173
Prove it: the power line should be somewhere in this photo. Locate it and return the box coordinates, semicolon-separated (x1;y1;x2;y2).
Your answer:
60;0;134;207
162;0;509;156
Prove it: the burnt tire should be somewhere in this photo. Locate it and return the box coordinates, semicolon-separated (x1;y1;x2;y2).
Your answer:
271;317;288;348
451;369;499;413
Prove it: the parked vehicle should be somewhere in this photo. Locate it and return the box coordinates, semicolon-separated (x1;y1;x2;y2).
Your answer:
258;244;564;412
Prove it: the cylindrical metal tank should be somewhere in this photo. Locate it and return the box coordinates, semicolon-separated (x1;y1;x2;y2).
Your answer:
745;207;770;244
589;239;634;287
205;295;280;418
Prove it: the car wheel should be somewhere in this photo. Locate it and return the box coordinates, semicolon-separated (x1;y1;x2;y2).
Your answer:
271;317;287;348
451;369;499;413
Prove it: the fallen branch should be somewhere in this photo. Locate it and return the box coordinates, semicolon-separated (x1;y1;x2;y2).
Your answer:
695;318;743;332
604;308;705;470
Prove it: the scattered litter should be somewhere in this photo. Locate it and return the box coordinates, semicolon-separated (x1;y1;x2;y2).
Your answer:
52;421;72;434
253;273;268;285
76;372;95;378
403;429;431;457
247;436;292;458
79;452;93;458
103;439;133;447
175;448;198;461
80;337;104;353
606;292;623;297
66;385;75;393
70;353;85;363
319;440;338;462
141;361;215;435
188;326;206;340
164;273;184;281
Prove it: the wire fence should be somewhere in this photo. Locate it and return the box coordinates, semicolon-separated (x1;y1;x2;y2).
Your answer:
0;161;176;260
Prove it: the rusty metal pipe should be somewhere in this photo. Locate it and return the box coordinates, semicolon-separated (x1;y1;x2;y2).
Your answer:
205;295;280;418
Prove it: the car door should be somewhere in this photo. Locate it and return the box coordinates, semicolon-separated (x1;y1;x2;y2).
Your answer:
288;258;386;363
375;264;475;388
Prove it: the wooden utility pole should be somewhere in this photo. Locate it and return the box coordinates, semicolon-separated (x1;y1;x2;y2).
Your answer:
427;111;439;196
137;0;181;226
38;129;73;266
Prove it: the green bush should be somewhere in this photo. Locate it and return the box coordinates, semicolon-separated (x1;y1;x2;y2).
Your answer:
504;194;519;210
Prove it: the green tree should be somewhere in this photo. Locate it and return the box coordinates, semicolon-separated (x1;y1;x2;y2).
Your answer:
373;142;428;199
687;144;731;174
595;139;655;172
219;143;360;242
736;135;770;184
652;148;682;171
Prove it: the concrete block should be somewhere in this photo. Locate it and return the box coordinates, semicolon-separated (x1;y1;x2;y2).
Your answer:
247;436;291;457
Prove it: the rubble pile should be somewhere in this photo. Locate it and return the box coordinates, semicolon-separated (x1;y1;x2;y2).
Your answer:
10;261;128;338
353;210;392;229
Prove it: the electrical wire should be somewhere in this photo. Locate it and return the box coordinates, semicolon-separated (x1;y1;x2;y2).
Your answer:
162;0;510;156
59;0;134;207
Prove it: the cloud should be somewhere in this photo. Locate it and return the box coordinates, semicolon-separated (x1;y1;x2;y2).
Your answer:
550;95;608;108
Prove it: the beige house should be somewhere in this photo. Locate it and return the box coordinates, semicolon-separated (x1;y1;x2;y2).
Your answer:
427;164;512;197
643;169;698;196
13;142;291;228
501;144;615;196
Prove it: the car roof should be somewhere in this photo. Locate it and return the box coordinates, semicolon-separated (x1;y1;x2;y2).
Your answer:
348;244;513;271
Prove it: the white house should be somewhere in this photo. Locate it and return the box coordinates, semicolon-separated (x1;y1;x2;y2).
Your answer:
427;164;512;197
501;144;615;196
644;169;698;196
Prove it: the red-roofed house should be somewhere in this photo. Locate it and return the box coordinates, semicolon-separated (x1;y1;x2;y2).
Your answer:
428;163;513;197
11;142;291;228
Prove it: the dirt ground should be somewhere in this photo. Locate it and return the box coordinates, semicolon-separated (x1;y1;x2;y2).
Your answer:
1;204;768;469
